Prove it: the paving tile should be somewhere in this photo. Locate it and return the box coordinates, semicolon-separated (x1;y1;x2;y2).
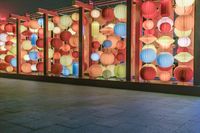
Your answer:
32;125;75;133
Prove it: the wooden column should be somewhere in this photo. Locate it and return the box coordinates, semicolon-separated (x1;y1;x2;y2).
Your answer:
16;19;21;74
79;7;84;78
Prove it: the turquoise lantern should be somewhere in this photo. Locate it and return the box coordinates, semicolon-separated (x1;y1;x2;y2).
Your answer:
38;18;44;27
157;52;174;68
114;23;126;38
103;40;112;48
73;62;79;77
10;58;17;67
91;53;100;61
62;66;70;76
31;34;38;46
29;51;39;61
140;48;156;63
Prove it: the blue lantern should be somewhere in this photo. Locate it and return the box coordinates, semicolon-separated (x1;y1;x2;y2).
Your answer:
31;34;38;46
10;58;17;67
157;52;174;68
114;23;126;38
38;18;44;27
62;66;70;76
29;51;39;61
73;62;79;77
140;48;156;63
103;40;112;48
91;53;100;61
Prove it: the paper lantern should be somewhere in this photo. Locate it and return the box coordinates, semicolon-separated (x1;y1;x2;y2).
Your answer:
96;33;107;44
91;53;100;61
143;20;154;30
140;48;156;63
72;22;79;33
160;23;172;33
5;55;14;63
116;53;125;62
159;71;171;82
60;31;72;42
175;0;195;7
51;63;63;75
21;63;32;73
157;52;174;68
36;38;43;48
53;52;61;60
72;51;79;58
69;35;78;47
89;64;102;78
31;64;37;72
38;18;44;27
5;24;13;33
29;20;40;29
30;34;38;46
62;66;70;76
102;70;112;79
91;9;101;19
53;16;60;24
174;28;192;37
107;36;120;49
48;21;55;31
92;21;100;37
175;5;193;16
100;52;115;66
29;50;39;61
100;26;114;36
92;41;100;49
116;40;126;50
60;44;70;52
156;36;174;49
53;27;61;34
60;55;73;66
174;52;193;63
177;47;189;53
106;65;115;77
0;33;8;42
114;64;126;78
6;66;14;73
140;65;156;80
175;15;194;31
24;54;30;61
102;8;115;22
157;17;173;30
72;62;79;77
114;4;127;21
71;13;79;21
142;44;157;53
174;66;193;82
22;40;32;51
103;40;112;48
139;35;157;44
142;1;157;19
59;15;73;29
9;46;16;55
36;62;44;72
20;25;27;33
51;38;63;49
178;37;191;47
114;23;126;38
49;48;54;58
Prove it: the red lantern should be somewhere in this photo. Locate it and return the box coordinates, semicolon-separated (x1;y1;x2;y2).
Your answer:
5;55;14;63
36;38;44;48
72;22;79;32
36;62;44;72
51;63;63;75
92;41;100;49
116;53;125;62
5;24;13;33
142;1;157;19
174;66;193;82
140;66;156;80
102;8;115;22
0;63;9;70
60;31;72;42
177;47;189;53
160;23;171;33
53;52;61;60
51;38;63;49
144;29;156;35
72;51;79;58
116;40;126;50
38;28;44;38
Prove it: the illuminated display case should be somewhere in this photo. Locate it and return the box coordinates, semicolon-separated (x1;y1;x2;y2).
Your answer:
0;0;199;96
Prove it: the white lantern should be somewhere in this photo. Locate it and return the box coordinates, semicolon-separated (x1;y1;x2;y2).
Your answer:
0;33;8;42
48;21;55;31
157;17;173;32
175;0;195;7
31;64;37;71
178;37;191;47
59;15;73;29
24;54;30;61
53;27;61;34
71;13;79;21
91;9;101;19
114;4;127;21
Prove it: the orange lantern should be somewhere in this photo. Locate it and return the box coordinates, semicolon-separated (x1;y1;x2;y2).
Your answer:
53;52;61;60
143;20;154;30
21;63;32;73
102;8;115;22
29;20;40;29
69;35;78;47
159;71;171;82
175;5;193;16
72;22;79;33
60;44;71;52
53;16;60;24
100;52;115;66
88;64;103;78
175;15;194;31
116;40;126;50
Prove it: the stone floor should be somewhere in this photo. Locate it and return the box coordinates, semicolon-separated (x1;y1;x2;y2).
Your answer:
0;78;200;133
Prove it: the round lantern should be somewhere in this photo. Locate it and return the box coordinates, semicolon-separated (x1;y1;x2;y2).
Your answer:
143;20;154;30
51;38;63;49
102;70;112;79
156;36;175;49
36;38;43;48
159;71;171;82
36;62;44;72
160;23;172;33
21;63;32;73
103;40;112;48
31;64;37;72
114;64;126;78
53;27;61;34
100;52;115;66
30;34;38;46
178;37;191;47
53;16;60;24
157;17;173;31
142;44;157;53
114;23;126;38
72;22;79;33
91;53;100;61
72;51;79;58
175;5;193;16
24;54;30;61
116;53;125;62
139;35;157;44
102;8;115;22
177;47;189;53
96;33;107;44
107;36;120;49
141;1;157;19
174;66;193;82
140;48;156;63
51;63;63;75
174;28;192;37
175;0;195;7
38;18;44;27
157;52;174;68
140;65;156;80
60;31;72;42
92;41;100;49
60;55;73;66
53;52;61;60
29;50;39;61
69;35;78;47
62;66;70;76
9;46;16;55
22;40;32;51
72;62;79;77
6;66;14;73
29;20;40;29
48;21;55;31
114;4;127;21
175;15;194;31
91;9;101;19
0;33;8;42
116;40;126;50
60;44;70;52
59;15;73;29
48;48;54;59
88;64;102;78
91;21;100;37
5;24;13;33
174;52;193;63
71;13;79;21
106;65;115;77
5;55;14;63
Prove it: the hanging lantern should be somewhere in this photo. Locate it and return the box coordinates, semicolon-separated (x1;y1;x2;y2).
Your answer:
159;71;171;82
174;28;192;37
177;47;189;53
100;26;114;36
60;55;73;66
38;18;44;27
143;20;154;30
89;64;102;78
175;15;194;31
51;63;63;75
48;21;55;31
30;34;38;46
116;53;125;62
139;35;157;44
157;17;173;31
72;22;79;33
140;48;157;63
21;63;32;73
5;24;13;33
91;21;100;38
114;64;126;78
60;31;72;42
29;50;39;61
102;70;112;79
91;9;101;19
156;36;174;49
53;16;60;24
160;23;172;33
96;33;107;44
6;66;14;73
175;5;193;16
102;40;112;48
36;62;44;72
24;54;30;61
62;66;70;76
53;27;61;34
91;52;100;61
157;52;174;68
0;33;8;42
51;38;63;49
141;1;157;19
59;15;73;29
100;52;115;66
140;65;157;80
114;23;126;38
92;41;101;49
114;4;127;21
60;44;70;53
71;13;79;21
31;64;37;72
53;52;61;60
29;20;40;29
69;35;78;47
102;8;115;22
178;37;191;47
142;44;157;53
22;40;32;51
36;38;43;48
174;66;193;82
106;65;115;77
175;0;195;7
72;51;79;58
174;52;193;63
116;40;126;50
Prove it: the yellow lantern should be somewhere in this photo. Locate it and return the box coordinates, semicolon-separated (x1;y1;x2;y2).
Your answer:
0;54;6;60
142;44;157;53
96;33;106;44
106;65;115;77
71;13;79;21
59;15;73;29
9;46;16;55
20;25;27;33
175;0;195;7
6;66;14;73
92;21;100;37
114;4;127;21
91;9;101;19
48;48;54;59
60;55;73;66
48;21;54;31
174;28;192;37
174;52;193;63
156;36;175;49
22;40;32;51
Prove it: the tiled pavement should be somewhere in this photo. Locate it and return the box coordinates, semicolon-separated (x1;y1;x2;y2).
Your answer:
0;78;200;133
